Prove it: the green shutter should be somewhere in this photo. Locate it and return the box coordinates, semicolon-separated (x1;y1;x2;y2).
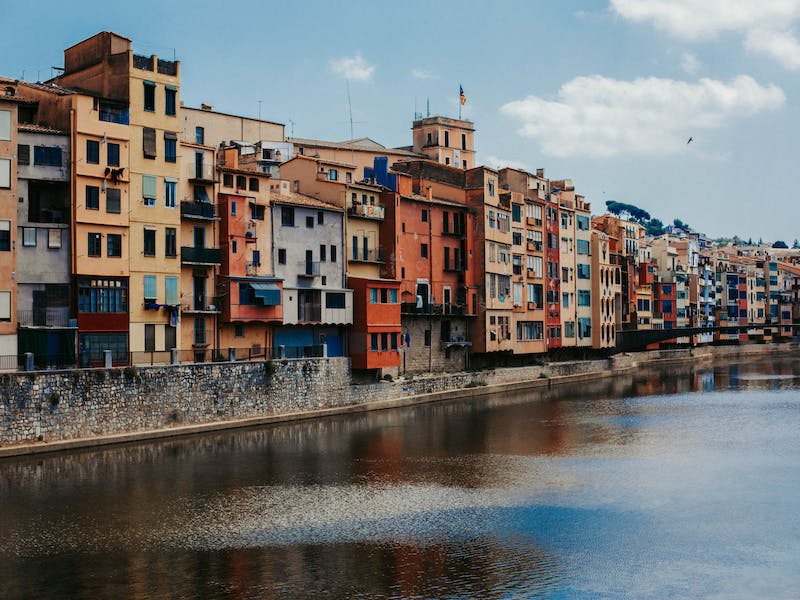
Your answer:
165;277;178;305
142;175;157;199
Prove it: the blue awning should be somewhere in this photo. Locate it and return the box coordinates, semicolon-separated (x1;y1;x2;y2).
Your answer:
250;282;280;306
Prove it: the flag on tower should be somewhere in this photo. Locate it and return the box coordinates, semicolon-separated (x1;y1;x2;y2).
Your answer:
459;85;467;106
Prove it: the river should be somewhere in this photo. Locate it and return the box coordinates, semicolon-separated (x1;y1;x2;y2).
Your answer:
1;356;799;599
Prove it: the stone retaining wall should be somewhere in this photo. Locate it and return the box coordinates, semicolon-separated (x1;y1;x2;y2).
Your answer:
1;343;796;449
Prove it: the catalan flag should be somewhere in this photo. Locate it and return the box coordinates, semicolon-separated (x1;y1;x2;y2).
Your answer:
459;85;467;106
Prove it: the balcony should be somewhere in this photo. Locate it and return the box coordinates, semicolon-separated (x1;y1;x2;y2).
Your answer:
442;226;466;238
246;261;260;276
444;261;465;273
133;54;154;71
443;334;472;348
98;102;129;125
189;165;216;185
17;308;76;328
298;302;322;322
157;58;178;76
298;261;321;277
181;201;218;220
348;203;385;220
400;302;472;316
181;246;221;265
349;248;385;263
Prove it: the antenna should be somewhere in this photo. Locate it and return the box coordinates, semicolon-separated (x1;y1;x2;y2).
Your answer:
287;119;295;139
426;97;430;118
346;79;354;140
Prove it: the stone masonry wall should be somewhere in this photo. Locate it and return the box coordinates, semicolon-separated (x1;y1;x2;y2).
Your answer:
1;343;796;448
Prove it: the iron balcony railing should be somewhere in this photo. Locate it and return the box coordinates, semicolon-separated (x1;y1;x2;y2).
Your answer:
349;248;385;263
181;246;221;265
298;261;321;277
17;309;75;328
180;201;217;220
348;203;385;220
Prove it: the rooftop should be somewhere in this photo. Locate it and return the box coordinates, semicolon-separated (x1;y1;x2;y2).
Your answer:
269;190;342;211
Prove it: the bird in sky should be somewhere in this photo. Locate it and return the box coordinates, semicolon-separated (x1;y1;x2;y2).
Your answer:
687;137;693;144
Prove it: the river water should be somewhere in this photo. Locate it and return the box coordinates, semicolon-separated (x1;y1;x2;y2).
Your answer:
1;356;799;599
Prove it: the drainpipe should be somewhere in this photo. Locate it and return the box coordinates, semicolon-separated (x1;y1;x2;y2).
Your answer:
427;185;433;372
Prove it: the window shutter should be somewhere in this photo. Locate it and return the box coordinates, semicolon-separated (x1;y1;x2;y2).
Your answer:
142;175;157;199
143;127;156;158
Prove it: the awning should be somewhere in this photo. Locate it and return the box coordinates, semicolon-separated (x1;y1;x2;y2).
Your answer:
250;282;281;306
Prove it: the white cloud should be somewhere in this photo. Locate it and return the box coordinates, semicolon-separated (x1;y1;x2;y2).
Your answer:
745;28;800;69
411;68;436;80
681;51;700;74
500;74;784;158
482;155;530;172
610;0;800;39
611;0;800;69
329;55;375;81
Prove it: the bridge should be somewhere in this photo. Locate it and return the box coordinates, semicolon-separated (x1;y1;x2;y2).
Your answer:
615;323;799;352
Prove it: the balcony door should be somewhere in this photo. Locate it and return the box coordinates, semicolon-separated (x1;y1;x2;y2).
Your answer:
193;276;206;310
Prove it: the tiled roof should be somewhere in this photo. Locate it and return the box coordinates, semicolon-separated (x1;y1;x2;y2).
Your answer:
269;190;342;211
18;123;68;135
290;136;425;158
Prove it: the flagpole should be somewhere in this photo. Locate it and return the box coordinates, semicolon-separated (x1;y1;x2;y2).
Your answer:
459;89;462;120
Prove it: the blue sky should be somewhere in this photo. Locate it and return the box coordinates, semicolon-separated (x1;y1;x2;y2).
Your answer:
2;0;799;242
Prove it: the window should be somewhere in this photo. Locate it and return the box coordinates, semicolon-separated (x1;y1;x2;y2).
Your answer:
317;211;324;225
230;201;236;215
424;329;431;346
165;227;177;257
231;240;237;254
421;208;428;222
562;292;569;308
577;263;590;279
86;139;100;164
461;133;467;150
330;245;336;263
577;239;590;255
236;175;246;189
369;288;378;304
578;290;591;306
164;132;177;162
0;109;9;140
0;291;10;321
105;188;121;214
325;292;346;309
564;321;575;338
249;177;259;191
488;179;495;197
578;318;592;339
0;158;8;189
329;169;338;181
144;275;157;301
143;127;156;159
281;206;295;226
164;180;176;208
306;215;314;228
165;276;178;305
516;321;543;341
223;173;233;187
143;81;156;112
87;232;101;257
34;146;62;167
165;86;176;116
444;131;449;147
194;316;207;345
85;185;100;210
320;244;326;262
277;249;286;265
17;144;30;165
252;250;261;267
421;243;428;259
195;127;204;145
107;233;122;257
142;175;156;206
143;228;156;256
144;324;156;353
78;278;127;313
48;229;61;249
234;323;244;338
22;227;36;247
577;215;590;230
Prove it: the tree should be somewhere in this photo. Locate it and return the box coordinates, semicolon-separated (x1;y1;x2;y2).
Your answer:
793;239;799;249
673;218;692;232
605;200;651;225
772;240;788;249
645;218;665;237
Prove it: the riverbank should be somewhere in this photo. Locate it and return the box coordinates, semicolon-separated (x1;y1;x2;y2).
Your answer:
1;342;796;458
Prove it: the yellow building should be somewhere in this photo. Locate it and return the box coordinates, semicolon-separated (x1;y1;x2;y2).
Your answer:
56;32;182;358
0;96;19;356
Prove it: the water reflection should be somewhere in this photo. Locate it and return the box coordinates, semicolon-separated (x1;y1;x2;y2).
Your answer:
1;356;799;599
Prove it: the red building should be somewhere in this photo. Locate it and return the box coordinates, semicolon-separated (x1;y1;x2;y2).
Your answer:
348;277;401;371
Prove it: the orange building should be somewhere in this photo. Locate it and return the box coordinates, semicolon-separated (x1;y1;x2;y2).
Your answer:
0;95;19;356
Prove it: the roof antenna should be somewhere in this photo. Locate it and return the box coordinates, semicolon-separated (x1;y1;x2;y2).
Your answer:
346;79;355;140
426;97;430;118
